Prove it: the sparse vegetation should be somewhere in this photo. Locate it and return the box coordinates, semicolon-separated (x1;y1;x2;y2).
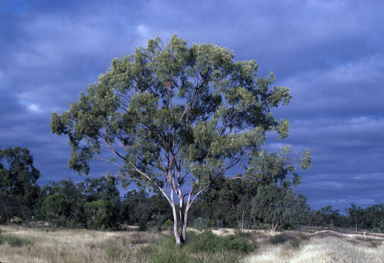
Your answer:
0;225;383;262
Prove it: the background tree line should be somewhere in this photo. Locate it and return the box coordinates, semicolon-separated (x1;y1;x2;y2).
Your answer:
1;146;382;232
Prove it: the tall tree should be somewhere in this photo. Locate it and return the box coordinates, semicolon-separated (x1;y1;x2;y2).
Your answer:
0;147;41;222
365;204;384;232
250;180;306;231
50;35;311;244
346;203;366;232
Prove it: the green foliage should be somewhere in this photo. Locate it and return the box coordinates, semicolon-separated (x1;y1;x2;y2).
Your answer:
346;203;366;231
122;190;172;229
163;219;174;228
372;227;379;233
0;231;30;247
194;217;205;230
41;193;68;227
0;147;41;222
269;233;300;248
39;176;125;230
251;180;309;231
50;34;311;244
204;219;215;228
105;245;124;262
77;176;122;228
84;200;111;230
66;218;77;229
135;230;256;263
193;217;215;230
41;178;85;227
185;230;258;254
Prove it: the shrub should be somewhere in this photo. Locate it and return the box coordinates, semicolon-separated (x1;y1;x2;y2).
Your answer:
186;230;258;254
270;233;300;248
66;218;77;229
135;231;256;263
105;245;124;261
372;227;379;233
193;217;215;230
163;219;174;228
138;221;148;231
270;233;289;245
194;217;205;230
204;219;215;228
0;234;30;247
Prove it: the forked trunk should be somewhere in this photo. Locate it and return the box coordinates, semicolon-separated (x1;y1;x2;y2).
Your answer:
170;196;190;244
271;222;278;232
178;199;190;243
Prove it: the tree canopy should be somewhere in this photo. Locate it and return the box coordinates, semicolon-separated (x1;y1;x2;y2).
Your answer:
50;35;311;244
0;147;41;222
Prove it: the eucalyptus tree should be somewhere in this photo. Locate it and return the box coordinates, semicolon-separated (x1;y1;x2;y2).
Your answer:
50;35;311;244
203;147;309;229
346;203;366;232
250;180;307;231
0;147;41;222
365;204;384;232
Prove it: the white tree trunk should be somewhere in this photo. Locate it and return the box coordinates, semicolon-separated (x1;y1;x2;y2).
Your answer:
170;196;181;244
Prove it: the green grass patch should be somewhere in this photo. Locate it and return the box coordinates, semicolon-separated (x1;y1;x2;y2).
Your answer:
135;230;258;263
0;234;31;247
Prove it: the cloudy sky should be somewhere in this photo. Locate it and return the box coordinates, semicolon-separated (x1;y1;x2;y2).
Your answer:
1;0;383;212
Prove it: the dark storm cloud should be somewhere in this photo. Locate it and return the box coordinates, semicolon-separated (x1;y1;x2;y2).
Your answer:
1;0;383;211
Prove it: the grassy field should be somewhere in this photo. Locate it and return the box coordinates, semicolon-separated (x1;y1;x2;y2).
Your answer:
243;230;384;263
0;224;383;262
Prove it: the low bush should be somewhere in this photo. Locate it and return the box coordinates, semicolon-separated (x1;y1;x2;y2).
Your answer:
105;245;124;261
193;217;216;230
135;230;257;263
0;234;30;247
162;219;174;228
371;227;379;233
186;230;258;254
66;218;77;229
270;233;301;248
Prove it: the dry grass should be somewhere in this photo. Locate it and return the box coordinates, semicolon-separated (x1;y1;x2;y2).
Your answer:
1;225;384;263
242;230;384;263
0;225;159;263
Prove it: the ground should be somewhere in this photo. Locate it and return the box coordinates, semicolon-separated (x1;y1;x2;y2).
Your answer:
0;224;383;262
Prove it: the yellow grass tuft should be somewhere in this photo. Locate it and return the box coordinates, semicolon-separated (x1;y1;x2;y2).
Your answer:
243;230;384;263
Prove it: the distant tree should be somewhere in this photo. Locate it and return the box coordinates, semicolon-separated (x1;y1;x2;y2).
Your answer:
365;204;384;232
0;147;41;222
50;35;311;244
316;206;342;228
84;200;111;230
77;176;122;228
203;179;257;229
187;197;213;227
250;180;308;231
346;203;366;232
203;147;308;230
41;178;85;226
41;193;67;227
121;189;172;230
286;193;311;229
